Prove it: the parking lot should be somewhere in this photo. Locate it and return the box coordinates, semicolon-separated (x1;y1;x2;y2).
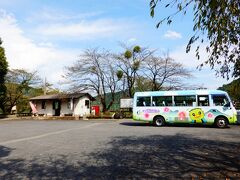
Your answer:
0;119;240;179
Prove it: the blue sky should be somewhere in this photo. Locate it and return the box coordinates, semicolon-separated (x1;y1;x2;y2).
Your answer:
0;0;231;90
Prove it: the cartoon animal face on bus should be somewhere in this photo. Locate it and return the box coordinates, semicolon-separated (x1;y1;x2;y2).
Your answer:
189;108;205;123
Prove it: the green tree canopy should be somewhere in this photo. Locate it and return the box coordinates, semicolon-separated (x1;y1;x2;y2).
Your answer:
3;69;41;113
218;78;240;102
150;0;240;79
0;38;8;113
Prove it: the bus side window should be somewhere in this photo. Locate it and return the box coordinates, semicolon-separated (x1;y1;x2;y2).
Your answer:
137;96;151;107
183;101;186;106
137;97;144;106
152;96;164;106
212;94;229;106
198;95;209;106
174;95;196;106
152;96;172;106
162;101;166;106
152;101;156;106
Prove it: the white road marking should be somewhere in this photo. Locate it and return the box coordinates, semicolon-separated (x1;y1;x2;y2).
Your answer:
0;123;101;145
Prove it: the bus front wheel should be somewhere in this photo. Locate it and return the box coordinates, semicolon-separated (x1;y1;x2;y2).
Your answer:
153;116;165;127
215;117;228;128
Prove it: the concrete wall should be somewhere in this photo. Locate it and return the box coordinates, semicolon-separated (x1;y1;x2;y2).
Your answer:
35;100;54;116
74;97;91;116
61;99;73;116
35;100;72;116
32;96;91;116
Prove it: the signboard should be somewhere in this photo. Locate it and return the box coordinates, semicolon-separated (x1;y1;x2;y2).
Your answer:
120;98;133;108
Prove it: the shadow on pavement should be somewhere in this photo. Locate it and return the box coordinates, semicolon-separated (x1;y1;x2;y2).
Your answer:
119;122;151;127
120;121;220;128
0;135;240;179
0;146;12;158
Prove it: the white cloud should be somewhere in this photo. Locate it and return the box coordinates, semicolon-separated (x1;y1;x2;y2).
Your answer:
26;8;134;41
170;45;205;68
0;9;137;89
38;42;55;48
35;19;129;40
163;30;182;39
27;8;104;23
0;10;79;88
127;38;137;43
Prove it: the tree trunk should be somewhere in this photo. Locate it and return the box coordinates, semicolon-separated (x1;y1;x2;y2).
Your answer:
100;97;107;113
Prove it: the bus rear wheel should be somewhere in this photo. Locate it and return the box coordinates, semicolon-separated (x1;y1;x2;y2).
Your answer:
215;117;228;128
153;116;165;127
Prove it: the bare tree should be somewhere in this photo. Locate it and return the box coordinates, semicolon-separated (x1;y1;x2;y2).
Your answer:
142;55;192;90
6;69;41;88
64;49;120;112
135;76;153;91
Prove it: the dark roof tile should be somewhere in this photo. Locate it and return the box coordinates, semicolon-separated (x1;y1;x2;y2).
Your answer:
30;93;94;100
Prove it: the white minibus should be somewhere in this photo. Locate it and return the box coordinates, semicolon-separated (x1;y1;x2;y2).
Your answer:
133;90;238;128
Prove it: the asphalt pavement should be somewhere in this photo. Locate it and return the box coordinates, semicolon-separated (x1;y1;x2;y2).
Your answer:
0;119;240;179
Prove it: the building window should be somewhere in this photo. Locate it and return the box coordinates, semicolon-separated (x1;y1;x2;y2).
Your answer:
41;101;46;109
52;101;59;110
67;99;71;109
85;100;90;109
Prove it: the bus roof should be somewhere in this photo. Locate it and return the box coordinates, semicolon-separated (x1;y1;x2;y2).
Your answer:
134;90;228;96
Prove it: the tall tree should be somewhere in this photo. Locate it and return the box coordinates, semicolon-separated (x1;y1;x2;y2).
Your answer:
218;78;240;102
0;38;8;113
150;0;240;78
4;69;41;113
143;55;192;90
116;45;152;98
64;49;120;112
135;77;153;91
